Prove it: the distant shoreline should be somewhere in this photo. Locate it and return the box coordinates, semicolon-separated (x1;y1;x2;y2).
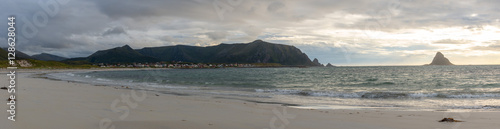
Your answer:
9;64;500;69
3;64;500;71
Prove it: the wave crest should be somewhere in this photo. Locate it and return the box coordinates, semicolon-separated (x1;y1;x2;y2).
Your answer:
255;89;500;99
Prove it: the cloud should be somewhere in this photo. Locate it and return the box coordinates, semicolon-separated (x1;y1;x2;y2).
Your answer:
204;31;228;41
472;45;500;51
471;40;500;51
103;27;127;36
2;0;500;65
433;39;472;44
267;1;286;13
383;44;438;51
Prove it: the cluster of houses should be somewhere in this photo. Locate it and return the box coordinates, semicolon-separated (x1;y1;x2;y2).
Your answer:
96;62;255;69
15;60;33;67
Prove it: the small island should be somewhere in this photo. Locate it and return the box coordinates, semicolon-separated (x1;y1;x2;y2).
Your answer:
429;52;454;65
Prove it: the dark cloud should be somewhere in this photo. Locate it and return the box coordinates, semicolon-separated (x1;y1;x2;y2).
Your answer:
267;1;286;13
103;27;127;36
89;0;220;23
205;31;228;41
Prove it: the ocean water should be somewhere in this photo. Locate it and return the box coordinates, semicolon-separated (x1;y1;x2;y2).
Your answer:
47;65;500;111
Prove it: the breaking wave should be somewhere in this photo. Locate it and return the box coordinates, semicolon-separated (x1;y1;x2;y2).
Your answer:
255;89;500;99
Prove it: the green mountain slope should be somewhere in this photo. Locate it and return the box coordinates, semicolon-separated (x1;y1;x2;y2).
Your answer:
137;40;317;66
0;48;8;60
65;40;318;66
32;53;68;61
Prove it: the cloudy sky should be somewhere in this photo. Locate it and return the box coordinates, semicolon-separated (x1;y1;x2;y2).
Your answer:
2;0;500;65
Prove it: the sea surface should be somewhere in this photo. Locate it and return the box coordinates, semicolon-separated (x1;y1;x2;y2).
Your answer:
46;65;500;111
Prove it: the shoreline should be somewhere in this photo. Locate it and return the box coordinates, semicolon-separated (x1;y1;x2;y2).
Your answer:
1;69;500;128
19;68;500;112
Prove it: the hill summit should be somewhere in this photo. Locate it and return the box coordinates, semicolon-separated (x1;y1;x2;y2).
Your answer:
86;45;159;63
429;52;453;65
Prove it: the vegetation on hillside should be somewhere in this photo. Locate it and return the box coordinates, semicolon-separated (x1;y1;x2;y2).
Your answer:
1;40;320;69
136;40;317;66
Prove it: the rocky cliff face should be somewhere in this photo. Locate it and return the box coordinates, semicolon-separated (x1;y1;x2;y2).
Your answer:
429;52;453;65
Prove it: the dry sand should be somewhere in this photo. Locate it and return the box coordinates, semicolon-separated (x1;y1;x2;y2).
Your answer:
1;69;499;129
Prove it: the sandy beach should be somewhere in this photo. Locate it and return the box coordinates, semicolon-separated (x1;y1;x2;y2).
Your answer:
1;69;500;129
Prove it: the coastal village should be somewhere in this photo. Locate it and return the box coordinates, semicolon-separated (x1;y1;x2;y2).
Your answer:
96;62;255;69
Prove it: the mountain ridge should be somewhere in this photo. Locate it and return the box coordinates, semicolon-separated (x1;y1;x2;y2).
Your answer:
68;40;320;66
85;45;160;63
32;53;68;61
1;48;32;60
136;40;319;66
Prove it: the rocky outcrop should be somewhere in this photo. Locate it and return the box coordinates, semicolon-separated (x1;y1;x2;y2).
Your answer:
312;58;323;66
429;52;453;65
325;63;335;67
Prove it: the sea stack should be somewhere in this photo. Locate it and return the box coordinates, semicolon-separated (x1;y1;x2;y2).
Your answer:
429;52;453;65
325;63;335;67
312;58;324;66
